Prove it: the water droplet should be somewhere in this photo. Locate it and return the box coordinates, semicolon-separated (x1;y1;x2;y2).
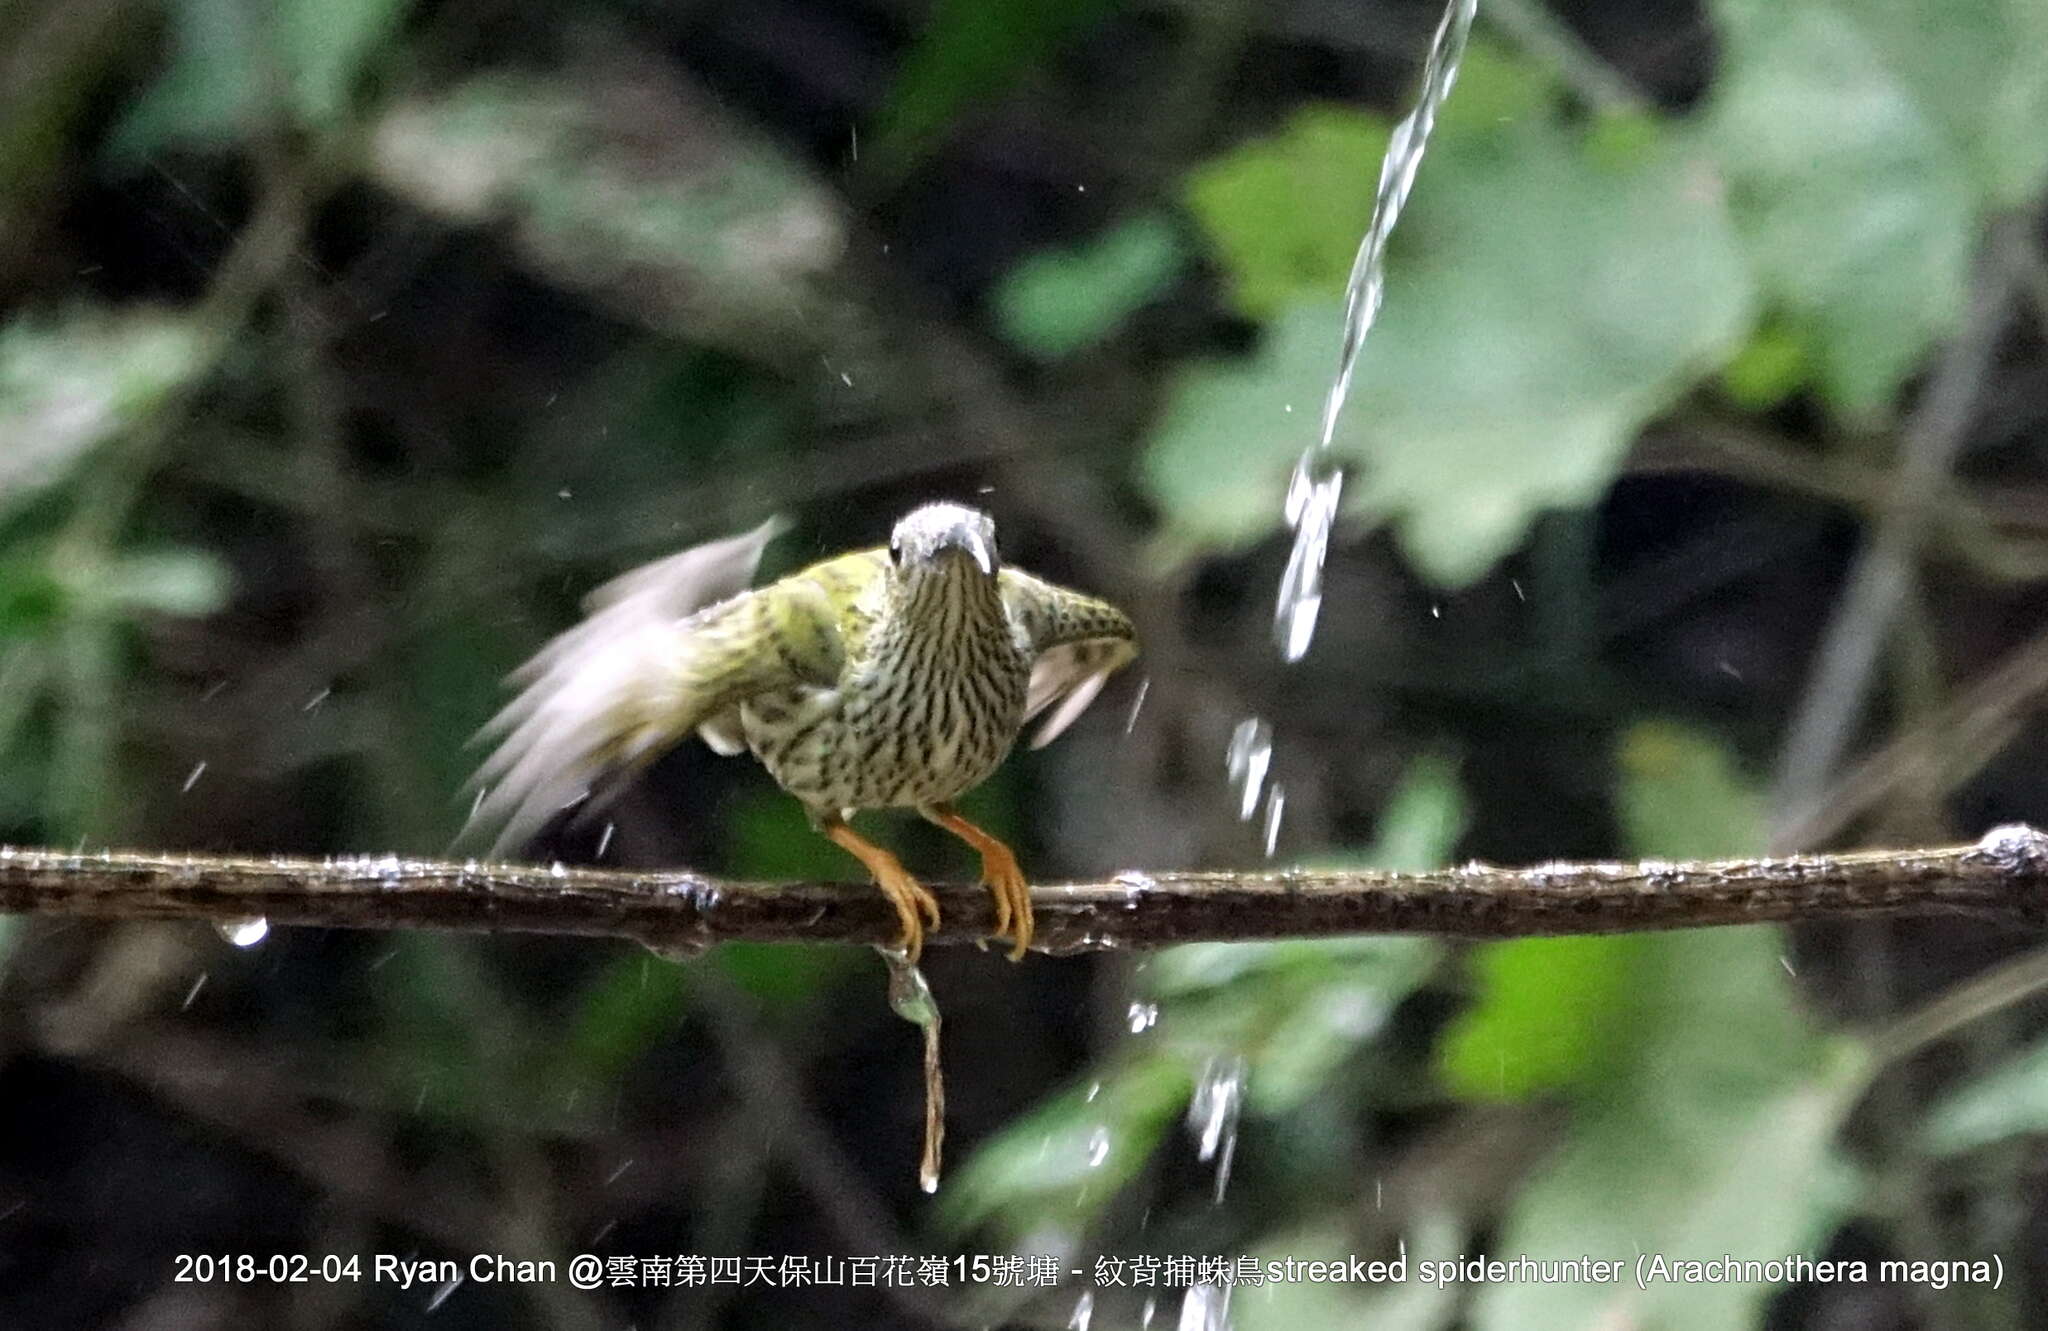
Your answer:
1261;783;1286;859
181;972;208;1009
1069;1290;1095;1331
1126;1001;1159;1033
641;939;707;963
1187;1054;1247;1204
1274;453;1343;661
219;917;269;947
596;822;615;859
1226;718;1273;822
425;1274;463;1312
1140;1296;1158;1330
1086;1126;1111;1169
1123;676;1151;734
301;686;330;711
549;861;567;879
180;761;207;793
1113;870;1157;905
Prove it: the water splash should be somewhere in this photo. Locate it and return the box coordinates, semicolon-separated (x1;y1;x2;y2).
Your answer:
218;917;269;947
1068;1290;1096;1331
1176;1282;1230;1331
1126;1001;1160;1033
1272;0;1480;661
1225;718;1273;822
1186;1054;1247;1204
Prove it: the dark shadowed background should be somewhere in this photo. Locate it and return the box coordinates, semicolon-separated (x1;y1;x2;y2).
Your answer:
3;0;2048;1327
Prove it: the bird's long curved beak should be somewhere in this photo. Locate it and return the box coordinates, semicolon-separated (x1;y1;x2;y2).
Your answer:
935;524;996;575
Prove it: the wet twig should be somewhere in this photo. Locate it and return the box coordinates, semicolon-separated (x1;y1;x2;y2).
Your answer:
4;827;2048;951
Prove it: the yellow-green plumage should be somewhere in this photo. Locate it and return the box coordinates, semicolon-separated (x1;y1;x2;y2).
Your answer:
465;502;1137;958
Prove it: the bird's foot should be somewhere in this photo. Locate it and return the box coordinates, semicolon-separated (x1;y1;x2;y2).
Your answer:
921;804;1034;961
976;839;1033;962
823;819;940;962
876;864;942;964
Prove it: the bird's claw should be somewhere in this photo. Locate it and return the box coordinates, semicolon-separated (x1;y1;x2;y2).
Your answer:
978;846;1033;962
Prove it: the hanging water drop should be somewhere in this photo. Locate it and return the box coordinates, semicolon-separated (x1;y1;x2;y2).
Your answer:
218;917;269;947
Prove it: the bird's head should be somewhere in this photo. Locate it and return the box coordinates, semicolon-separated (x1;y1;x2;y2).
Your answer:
887;502;1000;587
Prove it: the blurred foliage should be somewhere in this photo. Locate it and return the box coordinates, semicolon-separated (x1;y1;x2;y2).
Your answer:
993;213;1185;360
868;0;1118;182
1703;0;2048;414
1467;723;1867;1331
1925;1033;2048;1156
0;306;208;517
1150;47;1753;585
1;0;2045;1325
115;0;412;157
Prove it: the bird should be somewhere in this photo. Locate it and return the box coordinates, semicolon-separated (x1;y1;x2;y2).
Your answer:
463;502;1138;961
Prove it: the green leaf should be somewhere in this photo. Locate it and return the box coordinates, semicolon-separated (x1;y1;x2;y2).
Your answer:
1437;936;1634;1102
867;0;1117;181
1615;720;1764;859
1700;0;2048;415
1719;320;1812;409
1183;106;1392;320
1923;1035;2048;1156
993;213;1184;359
0;307;209;519
1151;79;1752;586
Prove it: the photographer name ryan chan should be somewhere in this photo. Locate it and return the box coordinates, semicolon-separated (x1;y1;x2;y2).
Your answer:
379;1255;553;1288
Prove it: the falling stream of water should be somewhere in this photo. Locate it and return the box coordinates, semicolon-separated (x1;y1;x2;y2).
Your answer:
1193;5;1478;1325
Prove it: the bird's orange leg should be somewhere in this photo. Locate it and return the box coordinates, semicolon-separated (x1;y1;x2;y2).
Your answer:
922;804;1032;961
821;818;940;961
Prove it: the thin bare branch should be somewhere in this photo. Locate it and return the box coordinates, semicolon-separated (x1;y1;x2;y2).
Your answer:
5;828;2048;952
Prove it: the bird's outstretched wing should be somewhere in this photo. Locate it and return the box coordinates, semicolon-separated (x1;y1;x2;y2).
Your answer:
1000;569;1139;749
462;517;837;856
